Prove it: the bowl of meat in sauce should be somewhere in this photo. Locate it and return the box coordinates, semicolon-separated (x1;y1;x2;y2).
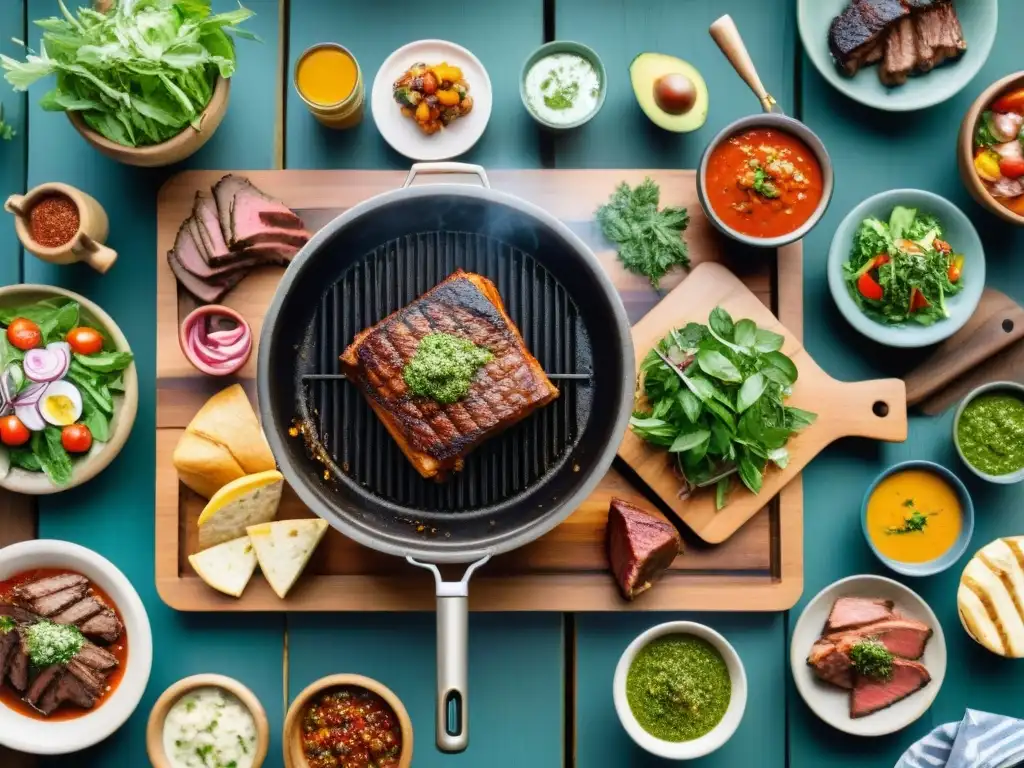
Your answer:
284;674;412;768
0;539;152;755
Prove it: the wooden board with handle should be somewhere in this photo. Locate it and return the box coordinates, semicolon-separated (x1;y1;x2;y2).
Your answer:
156;168;806;612
618;262;908;544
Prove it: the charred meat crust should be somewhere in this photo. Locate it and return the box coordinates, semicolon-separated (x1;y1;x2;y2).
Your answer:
340;270;559;479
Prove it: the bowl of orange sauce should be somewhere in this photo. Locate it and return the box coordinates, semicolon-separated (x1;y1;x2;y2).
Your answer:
861;460;974;577
698;114;833;248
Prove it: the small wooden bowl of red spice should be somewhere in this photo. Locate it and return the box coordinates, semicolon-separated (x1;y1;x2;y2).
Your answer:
284;675;412;768
4;182;117;273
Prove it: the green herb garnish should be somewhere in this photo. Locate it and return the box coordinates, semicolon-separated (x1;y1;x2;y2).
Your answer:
752;167;779;199
849;640;894;680
887;505;934;535
596;178;690;288
24;620;84;666
0;0;257;148
974;111;1000;148
629;307;815;509
403;333;493;404
0;616;15;634
544;80;579;110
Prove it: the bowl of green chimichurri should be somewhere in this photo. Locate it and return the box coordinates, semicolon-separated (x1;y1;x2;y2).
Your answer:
954;381;1024;485
613;621;747;760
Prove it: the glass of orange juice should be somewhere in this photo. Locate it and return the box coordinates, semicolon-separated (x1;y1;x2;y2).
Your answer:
294;43;364;129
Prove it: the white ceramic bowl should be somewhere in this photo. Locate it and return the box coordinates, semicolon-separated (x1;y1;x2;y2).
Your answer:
370;40;493;161
790;575;946;737
613;621;747;760
0;540;153;754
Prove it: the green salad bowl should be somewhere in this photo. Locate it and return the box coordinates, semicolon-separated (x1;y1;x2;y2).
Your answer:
826;189;986;348
953;381;1024;485
0;285;138;495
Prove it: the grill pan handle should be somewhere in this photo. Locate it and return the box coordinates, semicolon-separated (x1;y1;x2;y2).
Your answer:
402;162;491;189
407;554;491;753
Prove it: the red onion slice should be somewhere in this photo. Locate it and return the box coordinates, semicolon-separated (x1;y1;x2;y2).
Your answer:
13;381;47;407
15;402;45;432
181;308;252;377
23;346;68;383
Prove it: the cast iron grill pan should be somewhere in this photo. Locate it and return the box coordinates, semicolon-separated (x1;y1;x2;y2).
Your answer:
300;229;591;515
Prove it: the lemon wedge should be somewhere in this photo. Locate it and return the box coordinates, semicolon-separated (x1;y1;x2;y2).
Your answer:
246;518;328;599
197;469;283;550
188;536;257;598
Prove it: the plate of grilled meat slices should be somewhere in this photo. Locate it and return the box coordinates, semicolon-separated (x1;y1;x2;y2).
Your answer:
798;0;997;111
791;575;946;736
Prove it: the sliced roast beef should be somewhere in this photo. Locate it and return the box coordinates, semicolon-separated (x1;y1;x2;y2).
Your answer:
825;597;895;633
194;191;235;265
0;603;40;624
13;574;87;602
827;618;933;660
67;658;107;696
213;174;306;243
168;233;245;304
25;665;63;708
808;639;855;689
606;498;682;600
79;610;123;644
229;225;311;251
30;584;88;617
0;631;17;679
74;642;119;672
881;16;918;86
52;596;104;628
6;636;29;692
850;659;931;717
57;671;97;710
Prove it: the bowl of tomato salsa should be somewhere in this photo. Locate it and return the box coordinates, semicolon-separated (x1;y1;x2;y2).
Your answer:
698;114;833;248
284;674;412;768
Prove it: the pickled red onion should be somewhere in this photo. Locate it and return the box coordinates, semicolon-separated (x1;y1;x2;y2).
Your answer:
180;305;252;376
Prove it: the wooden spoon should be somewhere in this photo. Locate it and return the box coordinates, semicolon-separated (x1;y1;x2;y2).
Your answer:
710;15;782;114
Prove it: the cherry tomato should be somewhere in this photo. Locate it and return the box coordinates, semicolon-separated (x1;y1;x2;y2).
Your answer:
999;157;1024;179
857;272;884;301
66;326;104;355
933;239;952;255
991;88;1024;114
866;253;890;270
61;424;92;454
6;318;41;351
948;255;965;283
0;415;30;447
910;287;930;312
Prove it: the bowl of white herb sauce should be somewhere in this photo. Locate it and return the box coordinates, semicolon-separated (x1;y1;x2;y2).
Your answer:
521;41;606;130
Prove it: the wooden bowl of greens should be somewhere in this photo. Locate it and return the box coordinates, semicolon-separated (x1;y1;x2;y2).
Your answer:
0;285;137;494
1;0;253;168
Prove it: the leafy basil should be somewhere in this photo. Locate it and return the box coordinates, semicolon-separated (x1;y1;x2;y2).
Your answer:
763;351;798;386
669;429;710;453
697;348;742;383
738;451;764;494
80;399;110;443
754;328;784;353
734;319;757;349
737;372;766;413
677;390;702;424
709;307;734;339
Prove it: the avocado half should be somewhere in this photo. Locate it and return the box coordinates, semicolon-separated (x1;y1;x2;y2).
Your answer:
630;53;709;133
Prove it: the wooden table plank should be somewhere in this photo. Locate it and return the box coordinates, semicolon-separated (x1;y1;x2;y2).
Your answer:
21;2;287;766
789;4;1024;767
554;1;797;765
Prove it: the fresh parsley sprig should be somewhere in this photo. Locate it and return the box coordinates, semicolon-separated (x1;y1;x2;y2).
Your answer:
596;178;689;288
849;640;894;680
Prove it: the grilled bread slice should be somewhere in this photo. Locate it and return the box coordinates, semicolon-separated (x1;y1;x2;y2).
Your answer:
958;536;1024;658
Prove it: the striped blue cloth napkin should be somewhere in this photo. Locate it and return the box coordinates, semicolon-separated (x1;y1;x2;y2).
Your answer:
897;710;1024;768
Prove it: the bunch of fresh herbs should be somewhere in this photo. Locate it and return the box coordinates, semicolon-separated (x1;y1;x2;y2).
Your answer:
630;307;816;509
596;177;689;288
0;298;133;485
1;0;256;148
842;205;964;326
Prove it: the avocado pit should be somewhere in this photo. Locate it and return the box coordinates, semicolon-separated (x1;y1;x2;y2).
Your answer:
653;73;697;115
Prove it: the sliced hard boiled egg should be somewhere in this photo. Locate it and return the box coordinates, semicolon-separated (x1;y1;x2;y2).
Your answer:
39;381;83;427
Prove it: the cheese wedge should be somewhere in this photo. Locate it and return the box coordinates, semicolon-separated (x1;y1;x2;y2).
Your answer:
247;518;328;599
188;536;258;598
198;470;284;550
958;536;1024;658
173;384;276;499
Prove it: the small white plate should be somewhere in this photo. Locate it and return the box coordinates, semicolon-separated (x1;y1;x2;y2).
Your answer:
371;40;492;162
790;574;946;737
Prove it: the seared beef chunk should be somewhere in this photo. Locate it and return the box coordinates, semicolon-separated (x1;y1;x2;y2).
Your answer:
67;659;107;696
73;642;119;672
12;574;87;602
57;673;97;710
51;596;104;628
7;635;29;692
825;597;895;633
25;665;63;707
807;639;855;689
830;0;908;75
79;610;123;644
30;584;88;617
881;16;918;85
850;659;931;717
606;498;682;600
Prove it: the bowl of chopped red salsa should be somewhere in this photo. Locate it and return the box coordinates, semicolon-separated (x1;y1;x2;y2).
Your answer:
284;674;412;768
698;114;833;248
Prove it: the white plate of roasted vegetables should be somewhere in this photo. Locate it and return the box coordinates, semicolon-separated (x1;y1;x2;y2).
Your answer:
371;39;492;161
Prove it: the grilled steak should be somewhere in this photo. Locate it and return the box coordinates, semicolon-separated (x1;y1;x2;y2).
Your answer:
825;597;895;633
51;596;104;628
340;270;559;480
79;610;123;644
829;0;908;75
850;658;931;717
12;574;87;602
29;584;88;617
74;642;119;672
881;16;918;85
606;498;682;600
912;2;966;73
826;618;933;660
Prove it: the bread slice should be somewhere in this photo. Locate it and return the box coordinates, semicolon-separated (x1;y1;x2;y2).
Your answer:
958;536;1024;657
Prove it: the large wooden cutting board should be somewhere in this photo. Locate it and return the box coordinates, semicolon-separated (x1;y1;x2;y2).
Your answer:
618;262;908;544
156;169;806;612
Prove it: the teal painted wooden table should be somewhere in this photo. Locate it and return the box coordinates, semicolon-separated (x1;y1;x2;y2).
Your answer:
0;1;1020;766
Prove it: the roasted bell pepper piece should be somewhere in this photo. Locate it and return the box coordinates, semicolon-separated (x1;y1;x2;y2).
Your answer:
992;87;1024;114
910;287;930;312
857;272;884;301
975;150;1003;183
853;253;890;279
948;254;964;282
436;89;460;107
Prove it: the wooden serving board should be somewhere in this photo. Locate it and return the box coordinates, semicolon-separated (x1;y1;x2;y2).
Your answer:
618;263;909;544
156;169;806;612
